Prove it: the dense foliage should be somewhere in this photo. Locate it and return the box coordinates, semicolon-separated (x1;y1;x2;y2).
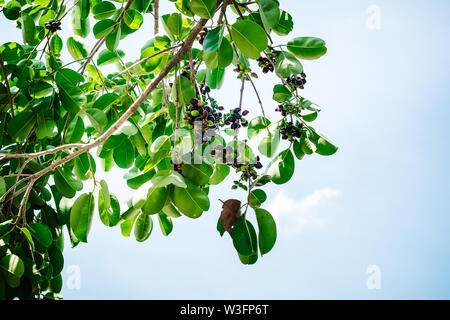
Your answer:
0;0;337;299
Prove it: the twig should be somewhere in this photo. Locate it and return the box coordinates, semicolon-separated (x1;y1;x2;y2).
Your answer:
247;76;270;134
154;0;159;34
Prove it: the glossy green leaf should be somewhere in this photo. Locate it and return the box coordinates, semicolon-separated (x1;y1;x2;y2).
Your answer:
7;111;35;142
48;245;64;276
230;20;268;59
66;36;89;60
151;170;187;188
209;164;230;185
181;162;213;186
190;0;216;19
266;149;295;184
29;223;53;248
275;51;303;78
158;212;173;236
257;0;280;29
287;37;327;60
97;48;124;66
172;180;210;218
0;254;24;282
247;116;271;139
86;108;108;133
142;187;168;215
272;84;292;102
93;1;117;20
113;137;135;168
255;208;276;254
273;10;293;36
93;19;116;39
21;13;35;44
248;189;267;209
70;193;95;242
134;213;152;242
258;127;280;157
123;9;143;30
232;216;257;256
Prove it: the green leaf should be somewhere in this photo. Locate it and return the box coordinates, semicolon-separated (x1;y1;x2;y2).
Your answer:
171;75;196;106
162;202;182;218
57;80;86;113
275;51;303;78
78;0;90;20
248;189;267;209
70;192;95;242
266;149;295;184
65;116;85;143
202;25;224;52
29;223;53;248
72;6;90;38
302;111;318;122
21;13;35;44
161;13;183;41
93;1;117;20
203;37;233;69
292;140;305;160
20;227;34;251
181;162;213;186
3;1;21;20
113;137;135;168
123;9;143;30
232;216;257;256
55;68;85;86
93;19;116;39
272;10;293;36
238;252;258;265
97;49;125;66
50;34;63;56
230;20;268;59
50;274;63;293
86;108;108;133
145;135;171;171
36;113;58;140
255;208;276;254
48;245;64;276
287;37;327;60
190;0;216;19
209;164;230;185
93;92;119;110
66;36;89;60
0;255;24;283
134;213;152;242
99;192;121;227
151;170;187;188
206;67;225;89
54;167;82;198
258;128;280;157
272;84;292;102
247;116;271;139
312;129;338;156
142;187;168;215
172;180;210;218
158;212;173;236
7;111;36;142
257;0;280;29
106;26;121;51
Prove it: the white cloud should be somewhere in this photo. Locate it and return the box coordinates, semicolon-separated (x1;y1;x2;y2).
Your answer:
266;188;340;235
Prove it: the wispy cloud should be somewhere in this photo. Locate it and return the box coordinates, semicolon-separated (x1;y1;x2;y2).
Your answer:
266;188;340;235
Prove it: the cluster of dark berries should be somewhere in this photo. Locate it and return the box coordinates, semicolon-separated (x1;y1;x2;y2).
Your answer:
45;19;61;33
224;107;249;130
280;120;303;141
170;159;182;174
184;98;222;132
211;145;242;168
257;54;276;73
286;73;307;89
197;28;209;45
275;102;300;117
199;84;211;95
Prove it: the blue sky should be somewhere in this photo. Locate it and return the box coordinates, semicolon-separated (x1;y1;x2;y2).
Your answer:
2;0;450;299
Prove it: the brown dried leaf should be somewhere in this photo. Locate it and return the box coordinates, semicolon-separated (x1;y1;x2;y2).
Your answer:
220;199;241;235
